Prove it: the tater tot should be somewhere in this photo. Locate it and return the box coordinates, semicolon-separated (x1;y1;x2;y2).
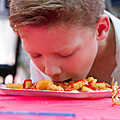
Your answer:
23;78;32;89
6;83;23;89
47;84;64;91
36;79;53;90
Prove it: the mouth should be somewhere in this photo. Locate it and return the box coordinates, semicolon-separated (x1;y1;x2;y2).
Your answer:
53;78;73;83
63;78;72;82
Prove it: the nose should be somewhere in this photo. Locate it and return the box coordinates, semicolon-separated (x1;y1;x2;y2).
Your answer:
44;57;62;76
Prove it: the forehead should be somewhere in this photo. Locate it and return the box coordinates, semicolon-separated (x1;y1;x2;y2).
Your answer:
19;25;82;37
19;25;92;53
19;25;83;46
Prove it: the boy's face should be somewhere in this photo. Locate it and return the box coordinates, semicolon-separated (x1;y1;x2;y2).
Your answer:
20;25;98;82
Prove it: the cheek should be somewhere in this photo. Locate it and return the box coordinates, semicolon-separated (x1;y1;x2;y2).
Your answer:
62;44;98;72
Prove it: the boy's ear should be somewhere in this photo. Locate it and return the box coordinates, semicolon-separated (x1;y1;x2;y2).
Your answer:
96;14;110;41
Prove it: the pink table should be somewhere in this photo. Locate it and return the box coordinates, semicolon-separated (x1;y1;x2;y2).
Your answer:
0;90;120;120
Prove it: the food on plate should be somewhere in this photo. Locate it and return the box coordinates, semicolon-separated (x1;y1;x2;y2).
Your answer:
6;83;23;89
46;84;64;91
81;85;97;91
66;79;87;91
54;77;112;91
23;78;32;89
32;79;64;91
6;77;112;92
36;79;53;90
94;82;112;90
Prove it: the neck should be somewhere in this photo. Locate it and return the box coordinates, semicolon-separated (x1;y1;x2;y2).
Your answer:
88;21;116;84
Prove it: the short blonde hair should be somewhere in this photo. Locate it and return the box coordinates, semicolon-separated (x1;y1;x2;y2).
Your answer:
9;0;105;33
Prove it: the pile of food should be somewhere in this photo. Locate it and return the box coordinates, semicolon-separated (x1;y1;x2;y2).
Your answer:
6;77;112;92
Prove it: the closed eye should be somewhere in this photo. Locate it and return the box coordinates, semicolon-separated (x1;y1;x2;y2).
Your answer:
58;51;74;58
30;54;42;58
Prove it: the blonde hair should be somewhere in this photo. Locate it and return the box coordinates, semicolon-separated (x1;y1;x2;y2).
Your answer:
9;0;105;33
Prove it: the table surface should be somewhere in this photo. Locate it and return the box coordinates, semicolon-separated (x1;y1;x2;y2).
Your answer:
0;90;120;120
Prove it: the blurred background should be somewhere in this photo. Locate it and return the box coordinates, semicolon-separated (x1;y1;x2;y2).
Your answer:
0;0;30;84
0;0;120;84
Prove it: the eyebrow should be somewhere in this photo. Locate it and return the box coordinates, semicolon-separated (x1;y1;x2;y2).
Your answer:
57;44;78;53
23;42;79;55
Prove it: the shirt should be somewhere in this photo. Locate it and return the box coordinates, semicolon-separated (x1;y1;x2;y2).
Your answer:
104;11;120;84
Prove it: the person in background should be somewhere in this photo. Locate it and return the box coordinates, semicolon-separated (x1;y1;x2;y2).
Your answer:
9;0;120;84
